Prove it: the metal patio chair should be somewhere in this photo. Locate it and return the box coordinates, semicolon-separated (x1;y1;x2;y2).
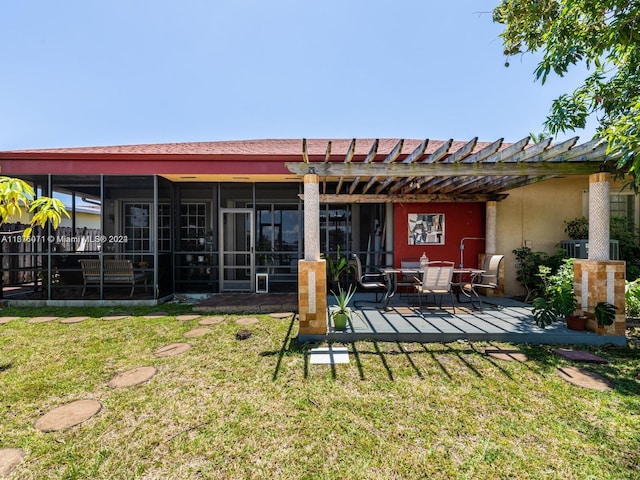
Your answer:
351;253;387;306
415;261;456;313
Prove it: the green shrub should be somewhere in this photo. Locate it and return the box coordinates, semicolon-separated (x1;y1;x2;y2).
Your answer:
610;215;640;280
564;216;589;240
512;246;567;302
625;279;640;318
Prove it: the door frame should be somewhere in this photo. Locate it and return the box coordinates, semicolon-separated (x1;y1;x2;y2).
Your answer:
219;208;254;292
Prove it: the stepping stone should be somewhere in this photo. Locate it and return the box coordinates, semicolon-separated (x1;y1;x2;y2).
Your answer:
236;317;259;326
60;316;89;324
34;399;102;432
101;315;128;321
309;346;350;364
269;312;293;319
0;316;19;325
26;316;58;324
183;327;211;338
198;316;225;325
0;448;25;477
154;342;191;357
552;349;609;364
108;366;157;388
176;314;201;321
557;366;613;391
485;347;529;362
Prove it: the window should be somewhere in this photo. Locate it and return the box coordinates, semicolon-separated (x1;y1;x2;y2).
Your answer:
157;203;171;252
124;203;151;253
179;203;207;251
610;194;636;222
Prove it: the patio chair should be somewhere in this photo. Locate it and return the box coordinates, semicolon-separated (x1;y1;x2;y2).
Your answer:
351;253;387;306
415;261;455;313
460;254;504;308
397;258;421;300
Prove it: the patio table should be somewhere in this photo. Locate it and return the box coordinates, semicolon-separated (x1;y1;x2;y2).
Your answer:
378;267;419;308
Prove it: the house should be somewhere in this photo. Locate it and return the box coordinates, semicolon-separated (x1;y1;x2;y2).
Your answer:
0;137;629;325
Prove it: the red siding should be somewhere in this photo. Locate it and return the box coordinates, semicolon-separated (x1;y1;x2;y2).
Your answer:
393;203;485;268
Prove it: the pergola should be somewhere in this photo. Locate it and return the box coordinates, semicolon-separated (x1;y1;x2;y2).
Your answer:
285;136;614;203
288;136;626;338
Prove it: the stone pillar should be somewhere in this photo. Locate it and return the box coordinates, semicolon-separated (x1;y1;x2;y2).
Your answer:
574;173;625;336
298;173;327;335
476;202;503;297
485;201;497;254
303;173;320;262
574;259;626;335
588;172;610;261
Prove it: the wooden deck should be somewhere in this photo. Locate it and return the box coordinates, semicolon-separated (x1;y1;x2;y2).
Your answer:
301;293;628;347
191;291;627;346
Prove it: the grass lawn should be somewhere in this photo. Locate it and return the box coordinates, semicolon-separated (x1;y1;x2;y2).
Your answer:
1;305;639;479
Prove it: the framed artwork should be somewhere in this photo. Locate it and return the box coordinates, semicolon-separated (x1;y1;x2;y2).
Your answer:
408;213;444;245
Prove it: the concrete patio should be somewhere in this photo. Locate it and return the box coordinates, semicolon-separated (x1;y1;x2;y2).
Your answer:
300;293;628;346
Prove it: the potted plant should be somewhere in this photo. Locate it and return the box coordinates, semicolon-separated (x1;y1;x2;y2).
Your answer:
531;259;587;330
594;301;617;331
330;283;357;330
324;246;355;291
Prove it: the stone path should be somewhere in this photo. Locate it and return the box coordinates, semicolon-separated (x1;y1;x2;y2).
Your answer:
183;327;211;338
557;366;614;391
552;348;609;364
34;399;103;432
0;316;20;325
108;366;157;389
26;316;58;324
236;316;259;326
155;342;192;357
484;347;529;362
60;316;90;324
198;316;225;325
0;448;25;477
0;310;239;476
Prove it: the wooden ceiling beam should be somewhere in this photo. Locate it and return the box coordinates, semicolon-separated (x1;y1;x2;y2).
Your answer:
285;158;605;177
388;139;453;193
374;139;428;193
348;139;379;194
360;139;404;194
299;193;510;203
335;138;355;194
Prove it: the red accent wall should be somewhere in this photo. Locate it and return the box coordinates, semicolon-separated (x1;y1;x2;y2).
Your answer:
393;203;485;268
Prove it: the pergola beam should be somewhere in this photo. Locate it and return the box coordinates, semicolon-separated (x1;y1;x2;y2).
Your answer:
299;193;510;203
285;157;606;177
360;139;404;194
335;138;356;194
348;139;379;194
287;137;614;198
375;139;429;194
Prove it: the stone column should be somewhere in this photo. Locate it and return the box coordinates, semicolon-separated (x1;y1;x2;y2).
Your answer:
485;201;497;254
588;172;610;261
477;201;504;297
298;173;327;335
575;172;626;335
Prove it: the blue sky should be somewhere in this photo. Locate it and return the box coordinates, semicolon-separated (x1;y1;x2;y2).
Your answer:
0;0;598;150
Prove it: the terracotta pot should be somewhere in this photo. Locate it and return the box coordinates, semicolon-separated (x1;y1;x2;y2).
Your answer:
566;315;588;331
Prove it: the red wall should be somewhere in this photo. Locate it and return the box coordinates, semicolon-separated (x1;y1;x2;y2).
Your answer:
393;203;485;268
